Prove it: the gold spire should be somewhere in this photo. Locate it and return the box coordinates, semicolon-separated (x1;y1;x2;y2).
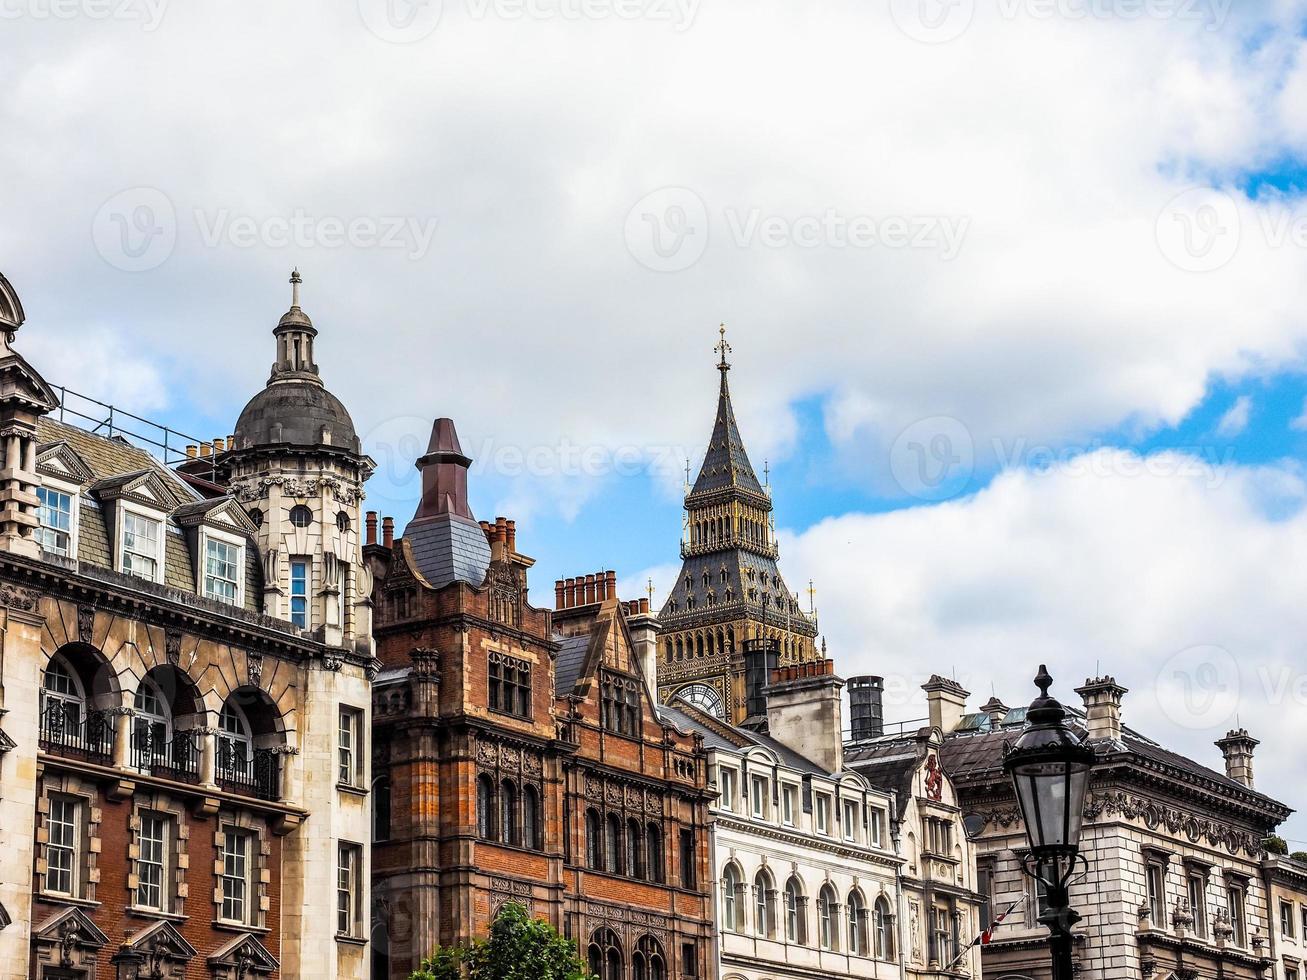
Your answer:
715;322;732;371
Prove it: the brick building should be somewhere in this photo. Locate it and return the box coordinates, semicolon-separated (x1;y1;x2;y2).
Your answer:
656;329;817;725
367;417;716;980
0;271;375;980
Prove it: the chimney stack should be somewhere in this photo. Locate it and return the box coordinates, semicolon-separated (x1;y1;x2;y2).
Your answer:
365;511;378;546
505;519;516;553
765;659;845;773
923;675;969;733
743;638;781;725
1215;729;1259;788
382;516;395;548
848;675;884;740
626;599;661;706
1075;676;1128;742
979;695;1008;727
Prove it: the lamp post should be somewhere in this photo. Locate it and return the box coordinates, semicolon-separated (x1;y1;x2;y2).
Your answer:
1003;666;1094;980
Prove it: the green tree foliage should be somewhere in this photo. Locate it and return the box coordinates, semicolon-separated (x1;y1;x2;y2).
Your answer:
410;902;594;980
1266;835;1289;856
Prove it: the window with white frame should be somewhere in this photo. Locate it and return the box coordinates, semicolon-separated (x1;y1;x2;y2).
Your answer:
45;794;81;896
339;707;363;787
203;534;242;604
842;799;860;841
781;784;796;826
870;808;884;846
136;811;170;910
121;510;163;581
290;557;309;627
36;485;75;557
718;766;737;812
815;793;831;835
750;774;768;819
42;654;85;729
220;827;254;923
337;842;362;937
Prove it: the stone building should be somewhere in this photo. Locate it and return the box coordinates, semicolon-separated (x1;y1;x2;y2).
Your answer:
655;330;817;725
367;417;717;980
922;672;1292;980
844;677;984;980
662;655;906;980
1263;854;1307;980
0;271;375;979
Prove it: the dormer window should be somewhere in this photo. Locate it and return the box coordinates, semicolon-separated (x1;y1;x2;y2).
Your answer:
121;509;163;582
36;485;76;557
202;533;243;605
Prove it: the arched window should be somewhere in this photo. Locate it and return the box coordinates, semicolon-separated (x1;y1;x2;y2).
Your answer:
626;818;643;879
588;928;623;980
586;809;603;869
133;677;173;767
500;780;518;846
476;775;495;840
874;896;895;960
646;824;663;884
218;701;253;780
522;784;540;850
605;813;622;875
42;653;85;728
633;936;665;980
818;885;838;950
848;889;869;956
723;863;744;932
785;876;806;944
755;869;776;938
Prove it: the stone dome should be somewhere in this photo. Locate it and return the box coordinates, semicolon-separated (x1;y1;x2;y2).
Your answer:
232;379;361;454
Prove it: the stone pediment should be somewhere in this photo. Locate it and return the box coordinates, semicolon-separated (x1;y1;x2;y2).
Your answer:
37;439;95;486
113;919;197;980
92;468;178;510
172;495;259;535
32;906;109;974
208;932;280;977
0;272;25;332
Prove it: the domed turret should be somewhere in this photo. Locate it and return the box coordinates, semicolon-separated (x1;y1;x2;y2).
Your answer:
231;269;361;456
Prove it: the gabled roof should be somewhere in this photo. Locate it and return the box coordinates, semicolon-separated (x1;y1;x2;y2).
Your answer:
32;906;110;949
208;932;279;974
119;919;197;962
172;496;259;535
36;440;95;485
92;467;183;509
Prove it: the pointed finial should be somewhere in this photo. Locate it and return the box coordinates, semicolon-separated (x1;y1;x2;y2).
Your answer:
715;322;732;371
1035;664;1053;697
290;267;302;308
763;459;770;486
807;580;816;615
647;577;656;604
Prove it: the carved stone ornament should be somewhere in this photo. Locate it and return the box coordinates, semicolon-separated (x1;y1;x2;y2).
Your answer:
78;604;95;645
165;629;182;666
0;581;39;611
247;653;264;687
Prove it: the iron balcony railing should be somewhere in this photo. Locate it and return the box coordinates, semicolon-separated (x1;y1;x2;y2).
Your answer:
216;739;281;801
131;726;201;783
39;703;113;764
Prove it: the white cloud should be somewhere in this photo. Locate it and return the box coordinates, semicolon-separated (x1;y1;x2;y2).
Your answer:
777;450;1307;839
4;3;1307;522
1292;399;1307;431
1216;394;1253;437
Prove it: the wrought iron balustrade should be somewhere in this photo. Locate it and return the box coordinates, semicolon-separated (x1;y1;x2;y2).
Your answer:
216;739;280;801
39;704;113;764
131;727;201;783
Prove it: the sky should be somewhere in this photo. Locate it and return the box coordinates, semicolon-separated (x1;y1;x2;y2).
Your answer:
5;0;1307;844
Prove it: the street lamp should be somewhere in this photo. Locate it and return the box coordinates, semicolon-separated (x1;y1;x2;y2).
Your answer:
1003;665;1095;980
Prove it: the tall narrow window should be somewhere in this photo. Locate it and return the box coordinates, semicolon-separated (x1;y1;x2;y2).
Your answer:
842;800;860;841
977;862;995;933
723;864;743;931
220;827;253;924
815;794;830;835
338;707;362;786
750;775;768;819
870;808;884;846
874;897;895;959
781;784;796;826
36;486;74;557
626;818;644;879
1227;885;1246;947
45;795;80;896
818;886;838;950
137;812;169;910
122;511;162;581
719;767;737;812
477;775;495;840
848;890;868;956
290;558;309;628
755;870;775;938
204;536;241;604
500;780;518;846
522;784;540;850
679;828;696;888
337;843;361;937
646;824;663;883
605;813;622;874
586;809;603;869
785;877;805;943
1146;863;1166;925
1188;874;1208;939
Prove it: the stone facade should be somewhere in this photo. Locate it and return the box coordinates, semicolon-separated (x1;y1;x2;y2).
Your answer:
1263;855;1307;980
0;271;373;980
368;418;716;980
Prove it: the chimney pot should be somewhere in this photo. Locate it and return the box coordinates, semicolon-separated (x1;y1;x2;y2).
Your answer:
1215;728;1259;788
849;676;885;740
639;597;650;614
185;444;198;459
365;511;378;545
565;578;576;608
596;571;607;602
605;570;617;600
199;441;212;458
505;519;517;552
584;574;597;604
1075;675;1129;742
382;516;395;548
555;579;566;609
211;437;224;452
922;675;970;733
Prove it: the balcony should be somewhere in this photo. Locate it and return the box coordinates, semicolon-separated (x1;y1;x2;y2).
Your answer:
217;741;281;802
39;704;113;764
130;727;201;783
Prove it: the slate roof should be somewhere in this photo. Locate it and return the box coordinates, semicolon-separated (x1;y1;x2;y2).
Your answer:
691;364;765;496
554;632;591;697
402;513;492;590
842;736;924;820
660;700;833;777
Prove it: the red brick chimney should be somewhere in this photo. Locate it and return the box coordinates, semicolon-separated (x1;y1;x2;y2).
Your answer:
382;516;394;548
365;511;378;546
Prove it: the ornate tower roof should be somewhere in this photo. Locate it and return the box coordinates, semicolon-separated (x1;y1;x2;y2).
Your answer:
690;326;765;497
